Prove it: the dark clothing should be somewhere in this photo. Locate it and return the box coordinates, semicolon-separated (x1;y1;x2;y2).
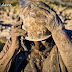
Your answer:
8;45;67;72
1;29;72;72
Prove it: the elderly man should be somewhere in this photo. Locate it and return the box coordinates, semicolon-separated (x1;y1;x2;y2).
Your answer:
0;1;72;72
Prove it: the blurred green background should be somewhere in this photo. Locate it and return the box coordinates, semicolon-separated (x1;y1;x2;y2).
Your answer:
0;37;7;51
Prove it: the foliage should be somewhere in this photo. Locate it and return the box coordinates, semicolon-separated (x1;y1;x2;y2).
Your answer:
0;37;7;51
49;1;72;8
11;2;19;6
0;42;5;51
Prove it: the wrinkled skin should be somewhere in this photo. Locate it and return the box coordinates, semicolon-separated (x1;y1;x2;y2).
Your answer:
0;1;72;72
21;1;72;72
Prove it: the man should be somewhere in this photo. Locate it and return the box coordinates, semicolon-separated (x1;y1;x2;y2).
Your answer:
0;1;72;72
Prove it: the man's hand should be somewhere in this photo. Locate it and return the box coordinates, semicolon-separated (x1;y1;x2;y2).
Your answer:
21;1;64;34
46;10;64;33
11;27;27;40
11;22;27;50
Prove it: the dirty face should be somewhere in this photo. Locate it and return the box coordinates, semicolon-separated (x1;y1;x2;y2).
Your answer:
20;1;52;41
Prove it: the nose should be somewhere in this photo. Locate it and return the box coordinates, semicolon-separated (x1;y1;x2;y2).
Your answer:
34;41;40;47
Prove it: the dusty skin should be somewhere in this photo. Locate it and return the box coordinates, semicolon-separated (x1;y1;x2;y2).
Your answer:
0;1;72;72
21;1;72;71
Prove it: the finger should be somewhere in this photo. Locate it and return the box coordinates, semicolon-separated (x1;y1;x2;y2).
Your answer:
32;6;50;16
36;1;51;10
13;22;22;28
11;27;27;37
15;32;27;37
11;27;25;32
30;7;50;25
13;28;27;34
11;32;26;38
12;28;27;36
49;8;56;17
13;20;23;28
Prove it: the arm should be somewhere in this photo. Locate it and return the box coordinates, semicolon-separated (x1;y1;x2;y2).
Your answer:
46;10;72;71
0;38;19;72
46;9;72;71
52;29;72;72
40;7;72;71
0;24;27;72
0;39;12;59
32;4;72;71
